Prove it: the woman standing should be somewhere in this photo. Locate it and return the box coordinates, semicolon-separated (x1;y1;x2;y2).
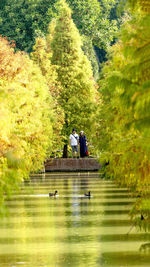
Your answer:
79;131;88;158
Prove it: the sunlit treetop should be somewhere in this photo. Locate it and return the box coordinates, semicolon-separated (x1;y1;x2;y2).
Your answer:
128;0;150;12
0;0;118;52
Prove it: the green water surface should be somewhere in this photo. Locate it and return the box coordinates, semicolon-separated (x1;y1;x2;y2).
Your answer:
0;173;150;267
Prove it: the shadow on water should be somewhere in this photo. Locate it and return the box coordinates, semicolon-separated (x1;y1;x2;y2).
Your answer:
0;172;149;267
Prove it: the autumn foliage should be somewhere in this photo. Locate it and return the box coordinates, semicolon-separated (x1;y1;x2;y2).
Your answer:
98;3;150;230
31;32;64;153
0;36;54;208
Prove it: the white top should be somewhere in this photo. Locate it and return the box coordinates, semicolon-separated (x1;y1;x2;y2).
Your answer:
69;133;79;146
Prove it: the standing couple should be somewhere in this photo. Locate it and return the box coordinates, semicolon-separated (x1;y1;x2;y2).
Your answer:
69;128;88;158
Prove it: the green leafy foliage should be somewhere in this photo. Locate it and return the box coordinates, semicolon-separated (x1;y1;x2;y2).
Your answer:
31;28;65;153
0;0;119;75
0;0;118;51
67;0;118;49
97;8;150;231
0;0;56;52
81;36;99;80
50;0;99;146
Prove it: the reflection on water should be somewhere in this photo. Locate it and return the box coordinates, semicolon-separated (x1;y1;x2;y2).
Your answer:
0;173;149;267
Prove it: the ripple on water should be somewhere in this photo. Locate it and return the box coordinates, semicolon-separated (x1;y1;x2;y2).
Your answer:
0;173;149;267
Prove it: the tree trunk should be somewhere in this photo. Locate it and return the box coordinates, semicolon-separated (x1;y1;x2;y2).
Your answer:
63;144;68;158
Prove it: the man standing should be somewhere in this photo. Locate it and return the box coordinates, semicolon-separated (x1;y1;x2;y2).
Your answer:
69;129;79;158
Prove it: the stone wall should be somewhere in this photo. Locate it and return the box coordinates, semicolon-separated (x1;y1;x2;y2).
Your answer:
45;158;101;172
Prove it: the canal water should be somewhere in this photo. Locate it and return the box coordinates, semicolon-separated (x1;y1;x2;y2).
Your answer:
0;173;150;267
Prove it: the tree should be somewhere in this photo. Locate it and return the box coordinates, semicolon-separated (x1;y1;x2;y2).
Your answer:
0;0;118;51
50;0;98;156
0;36;54;208
0;0;56;52
81;36;99;80
31;22;65;154
67;0;118;49
128;0;150;11
0;0;119;71
97;3;150;230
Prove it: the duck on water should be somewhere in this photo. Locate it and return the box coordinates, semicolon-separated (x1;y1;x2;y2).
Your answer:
84;191;91;197
49;191;91;198
49;190;58;197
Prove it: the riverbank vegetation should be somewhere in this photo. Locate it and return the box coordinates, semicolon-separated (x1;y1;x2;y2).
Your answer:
0;0;101;206
0;36;54;210
0;0;150;230
97;0;150;231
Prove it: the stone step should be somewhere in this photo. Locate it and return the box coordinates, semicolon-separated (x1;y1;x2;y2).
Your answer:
45;158;101;172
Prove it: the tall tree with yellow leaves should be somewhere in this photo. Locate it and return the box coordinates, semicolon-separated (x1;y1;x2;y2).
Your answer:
0;36;54;209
